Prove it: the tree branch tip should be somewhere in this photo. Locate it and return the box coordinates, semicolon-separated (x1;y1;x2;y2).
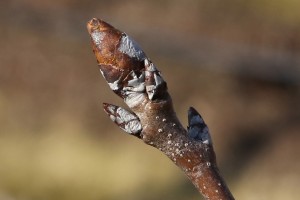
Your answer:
88;19;234;200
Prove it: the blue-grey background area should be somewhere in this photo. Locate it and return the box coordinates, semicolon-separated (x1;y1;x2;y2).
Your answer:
0;0;299;199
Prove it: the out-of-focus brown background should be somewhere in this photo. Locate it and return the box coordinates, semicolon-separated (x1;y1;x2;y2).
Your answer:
0;0;300;199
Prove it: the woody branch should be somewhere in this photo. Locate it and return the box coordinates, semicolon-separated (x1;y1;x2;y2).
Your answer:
87;18;234;200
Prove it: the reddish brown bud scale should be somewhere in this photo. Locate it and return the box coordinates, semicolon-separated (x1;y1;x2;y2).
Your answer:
87;19;123;66
87;18;146;99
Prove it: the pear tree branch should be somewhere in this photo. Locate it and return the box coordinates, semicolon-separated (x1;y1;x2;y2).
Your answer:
87;18;235;200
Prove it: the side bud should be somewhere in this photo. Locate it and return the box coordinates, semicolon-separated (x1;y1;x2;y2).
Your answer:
103;103;142;136
187;107;211;144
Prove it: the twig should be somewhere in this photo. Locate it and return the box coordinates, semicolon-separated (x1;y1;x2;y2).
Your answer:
87;18;235;200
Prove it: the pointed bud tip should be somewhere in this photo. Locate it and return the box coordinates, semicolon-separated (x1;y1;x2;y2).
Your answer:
188;107;199;116
86;18;115;34
102;102;116;113
87;18;100;34
103;102;110;107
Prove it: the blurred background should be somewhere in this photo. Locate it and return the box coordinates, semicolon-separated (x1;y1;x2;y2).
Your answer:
0;0;300;199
